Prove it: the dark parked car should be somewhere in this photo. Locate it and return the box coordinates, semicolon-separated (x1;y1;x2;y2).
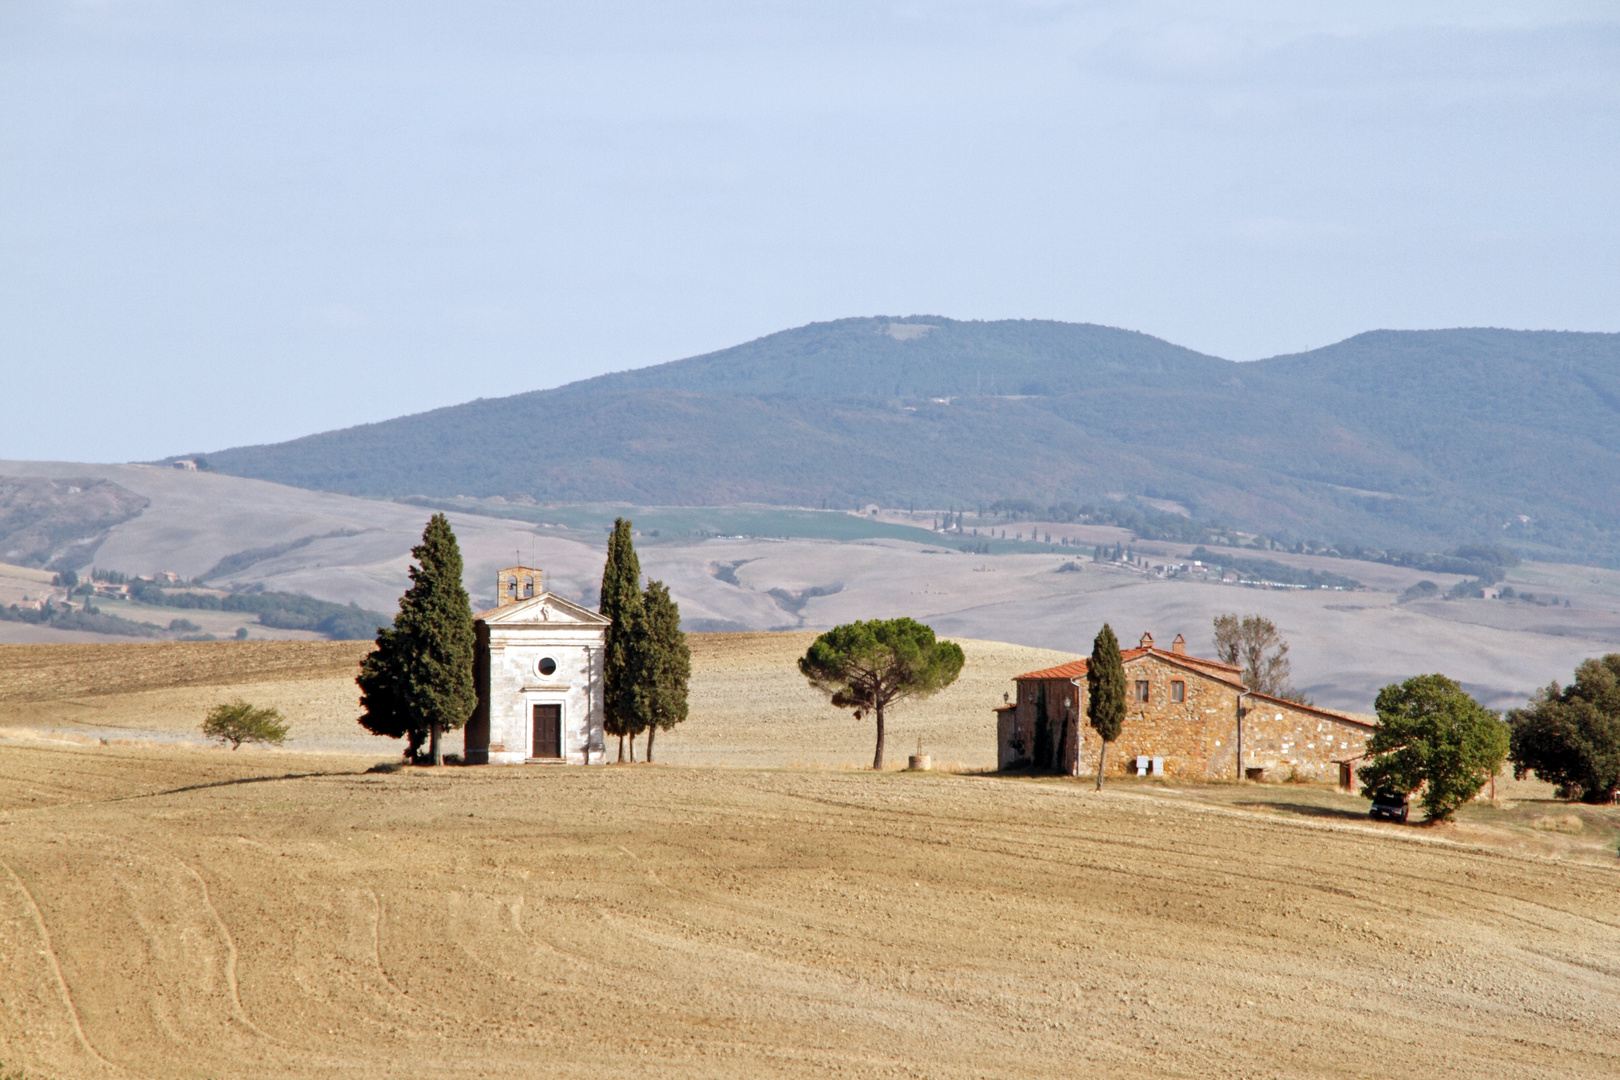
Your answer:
1368;790;1410;823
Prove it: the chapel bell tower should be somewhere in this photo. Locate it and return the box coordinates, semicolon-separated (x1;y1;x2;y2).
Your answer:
496;566;542;607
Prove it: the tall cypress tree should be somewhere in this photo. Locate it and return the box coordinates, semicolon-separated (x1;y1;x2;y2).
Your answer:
357;624;419;756
357;514;476;765
599;518;644;761
1086;623;1126;790
632;580;691;764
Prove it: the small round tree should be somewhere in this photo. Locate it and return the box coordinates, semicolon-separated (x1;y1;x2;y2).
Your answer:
203;700;289;750
1358;673;1509;822
1086;624;1126;790
799;617;964;770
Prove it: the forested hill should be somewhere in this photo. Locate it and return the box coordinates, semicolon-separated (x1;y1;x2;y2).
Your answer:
198;318;1620;562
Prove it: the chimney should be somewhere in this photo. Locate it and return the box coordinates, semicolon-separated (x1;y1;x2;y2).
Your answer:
1139;632;1154;650
1172;634;1186;655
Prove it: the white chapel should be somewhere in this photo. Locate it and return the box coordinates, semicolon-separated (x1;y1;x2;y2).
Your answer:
464;566;610;765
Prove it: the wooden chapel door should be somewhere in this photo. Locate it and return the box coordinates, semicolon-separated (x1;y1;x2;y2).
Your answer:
532;704;562;759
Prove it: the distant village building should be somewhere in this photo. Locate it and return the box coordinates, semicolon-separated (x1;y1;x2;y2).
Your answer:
995;632;1374;783
464;566;610;766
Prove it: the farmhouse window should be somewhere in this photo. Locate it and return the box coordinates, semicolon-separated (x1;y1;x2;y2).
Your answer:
1171;680;1185;702
1134;680;1150;702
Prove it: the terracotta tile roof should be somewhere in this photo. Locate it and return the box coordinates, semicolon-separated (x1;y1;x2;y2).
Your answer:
1014;659;1090;681
1013;647;1246;688
1171;653;1241;674
1008;641;1375;729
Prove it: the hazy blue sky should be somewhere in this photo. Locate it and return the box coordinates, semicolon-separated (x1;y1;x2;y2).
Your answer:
4;1;1617;462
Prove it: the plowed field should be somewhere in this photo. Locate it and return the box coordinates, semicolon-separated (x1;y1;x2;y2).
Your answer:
2;742;1618;1079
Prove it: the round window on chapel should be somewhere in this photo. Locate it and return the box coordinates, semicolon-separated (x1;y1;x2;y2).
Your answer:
538;657;557;677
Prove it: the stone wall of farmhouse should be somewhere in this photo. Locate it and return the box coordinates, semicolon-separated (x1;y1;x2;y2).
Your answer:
1074;655;1242;780
1010;657;1242;779
1239;697;1373;782
1008;678;1083;771
1007;654;1374;781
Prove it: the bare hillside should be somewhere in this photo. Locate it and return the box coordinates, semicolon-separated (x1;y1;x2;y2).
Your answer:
5;460;1620;710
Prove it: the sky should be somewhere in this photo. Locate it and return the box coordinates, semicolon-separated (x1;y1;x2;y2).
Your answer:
3;1;1617;462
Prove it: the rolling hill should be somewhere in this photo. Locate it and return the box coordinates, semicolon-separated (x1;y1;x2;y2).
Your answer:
197;318;1620;561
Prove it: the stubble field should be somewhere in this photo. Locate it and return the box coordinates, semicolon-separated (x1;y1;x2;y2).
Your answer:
3;639;1619;1079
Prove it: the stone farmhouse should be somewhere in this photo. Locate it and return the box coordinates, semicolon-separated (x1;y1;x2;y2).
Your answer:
464;566;610;766
994;633;1374;783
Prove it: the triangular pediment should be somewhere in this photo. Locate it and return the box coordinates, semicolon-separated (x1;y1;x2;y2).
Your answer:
475;592;612;626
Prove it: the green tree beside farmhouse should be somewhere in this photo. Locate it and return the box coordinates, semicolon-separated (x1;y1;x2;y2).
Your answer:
356;514;477;766
799;617;964;770
1358;674;1509;822
631;580;691;764
600;518;646;761
1507;655;1620;803
1086;624;1126;790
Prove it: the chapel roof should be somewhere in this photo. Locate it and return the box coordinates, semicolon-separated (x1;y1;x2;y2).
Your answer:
473;591;611;626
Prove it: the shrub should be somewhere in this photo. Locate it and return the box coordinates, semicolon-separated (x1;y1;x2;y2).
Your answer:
1400;580;1439;601
202;700;289;750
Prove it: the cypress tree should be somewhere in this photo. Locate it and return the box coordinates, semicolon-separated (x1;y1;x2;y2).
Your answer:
599;518;644;761
632;580;691;764
357;514;476;765
357;623;420;756
1086;623;1126;790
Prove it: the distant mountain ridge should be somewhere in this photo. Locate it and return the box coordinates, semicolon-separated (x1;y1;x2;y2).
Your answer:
198;317;1620;562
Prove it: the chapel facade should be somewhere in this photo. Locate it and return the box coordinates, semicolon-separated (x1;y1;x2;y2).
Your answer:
995;633;1374;782
464;566;610;765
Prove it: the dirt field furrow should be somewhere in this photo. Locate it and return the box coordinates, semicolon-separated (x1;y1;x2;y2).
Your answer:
3;749;1613;1078
3;639;1619;1078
